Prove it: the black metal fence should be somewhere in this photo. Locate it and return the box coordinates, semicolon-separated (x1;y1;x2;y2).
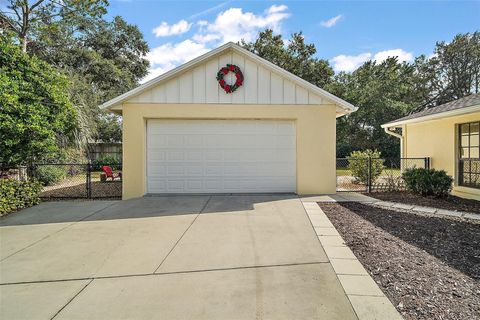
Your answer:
1;163;122;199
2;157;430;198
336;157;430;192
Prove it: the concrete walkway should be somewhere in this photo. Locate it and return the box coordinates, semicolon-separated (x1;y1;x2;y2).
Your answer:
0;195;358;319
308;192;480;222
301;195;402;320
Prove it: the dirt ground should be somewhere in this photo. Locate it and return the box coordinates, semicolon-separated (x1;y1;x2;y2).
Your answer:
40;181;121;199
319;202;480;320
369;191;480;214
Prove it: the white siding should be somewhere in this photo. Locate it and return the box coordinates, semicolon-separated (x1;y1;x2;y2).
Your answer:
129;51;325;105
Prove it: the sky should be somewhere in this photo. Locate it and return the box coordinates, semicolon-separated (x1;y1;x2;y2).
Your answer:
106;0;480;82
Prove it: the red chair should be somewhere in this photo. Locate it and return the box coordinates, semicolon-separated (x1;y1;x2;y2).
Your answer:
101;166;122;181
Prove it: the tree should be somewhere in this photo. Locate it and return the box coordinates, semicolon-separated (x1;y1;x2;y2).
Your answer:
327;58;424;158
329;31;479;157
3;3;149;147
411;31;480;112
32;15;149;146
0;0;107;52
241;29;334;88
94;113;122;143
0;34;76;166
2;2;147;148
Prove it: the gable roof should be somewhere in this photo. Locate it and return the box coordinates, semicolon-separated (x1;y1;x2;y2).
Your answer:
382;93;480;128
100;42;357;115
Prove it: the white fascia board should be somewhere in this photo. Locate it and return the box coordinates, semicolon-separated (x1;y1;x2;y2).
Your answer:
100;42;357;114
381;104;480;128
231;44;357;114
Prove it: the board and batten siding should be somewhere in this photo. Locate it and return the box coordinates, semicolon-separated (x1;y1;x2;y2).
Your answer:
129;51;328;105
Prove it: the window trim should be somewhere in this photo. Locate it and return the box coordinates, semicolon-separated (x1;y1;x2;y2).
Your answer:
458;121;480;189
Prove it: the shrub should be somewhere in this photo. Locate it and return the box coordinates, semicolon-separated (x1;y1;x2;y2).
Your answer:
92;155;120;170
0;179;42;216
347;150;385;184
402;168;453;198
34;166;67;186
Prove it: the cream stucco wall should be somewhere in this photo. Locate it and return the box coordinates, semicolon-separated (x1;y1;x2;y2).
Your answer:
402;112;480;200
122;103;337;200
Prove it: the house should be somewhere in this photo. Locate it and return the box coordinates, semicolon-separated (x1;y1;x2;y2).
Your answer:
101;42;356;200
382;93;480;200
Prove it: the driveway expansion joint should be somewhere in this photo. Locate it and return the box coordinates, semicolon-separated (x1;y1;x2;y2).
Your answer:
50;278;94;320
152;194;209;274
0;261;328;286
0;202;117;262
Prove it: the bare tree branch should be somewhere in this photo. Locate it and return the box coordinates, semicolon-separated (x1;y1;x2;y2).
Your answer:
30;0;46;12
0;14;22;33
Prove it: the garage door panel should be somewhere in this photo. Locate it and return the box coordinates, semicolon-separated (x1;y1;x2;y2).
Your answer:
147;120;296;193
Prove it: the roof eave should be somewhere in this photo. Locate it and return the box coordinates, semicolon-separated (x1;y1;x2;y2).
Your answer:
100;42;357;113
381;104;480;128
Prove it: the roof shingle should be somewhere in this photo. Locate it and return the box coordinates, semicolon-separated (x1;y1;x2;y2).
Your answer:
383;93;480;126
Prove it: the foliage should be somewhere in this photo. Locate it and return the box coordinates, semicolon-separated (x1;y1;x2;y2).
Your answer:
329;32;480;157
0;179;42;216
92;155;120;170
347;150;385;184
32;15;147;146
2;3;147;147
93;114;122;143
327;58;425;158
34;166;67;186
241;29;334;88
0;0;108;52
402;168;453;198
410;31;480;111
0;34;76;166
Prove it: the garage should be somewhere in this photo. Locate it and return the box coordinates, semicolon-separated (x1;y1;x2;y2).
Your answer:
146;119;296;193
100;42;356;199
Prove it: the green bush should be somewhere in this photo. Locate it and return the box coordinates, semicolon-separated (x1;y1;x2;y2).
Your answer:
0;179;42;216
402;168;453;198
34;166;67;186
347;150;385;184
92;155;120;170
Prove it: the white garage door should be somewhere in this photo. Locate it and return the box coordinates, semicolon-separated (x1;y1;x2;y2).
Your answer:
146;120;296;193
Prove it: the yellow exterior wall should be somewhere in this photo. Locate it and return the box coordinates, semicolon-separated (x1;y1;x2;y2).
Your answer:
122;103;337;200
402;112;480;200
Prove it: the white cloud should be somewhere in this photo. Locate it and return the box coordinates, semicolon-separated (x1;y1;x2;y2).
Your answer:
142;40;210;83
141;66;172;84
267;4;288;14
189;1;231;19
146;40;210;66
373;49;413;63
320;14;343;28
143;4;291;82
331;48;414;72
193;4;290;44
153;19;192;37
330;53;372;72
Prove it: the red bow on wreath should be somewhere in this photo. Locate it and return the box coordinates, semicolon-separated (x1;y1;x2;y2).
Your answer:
216;64;244;93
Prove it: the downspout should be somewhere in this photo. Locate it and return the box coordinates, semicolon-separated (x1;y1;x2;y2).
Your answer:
384;126;404;158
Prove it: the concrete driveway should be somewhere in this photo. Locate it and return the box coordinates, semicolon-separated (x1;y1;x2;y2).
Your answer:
0;195;357;319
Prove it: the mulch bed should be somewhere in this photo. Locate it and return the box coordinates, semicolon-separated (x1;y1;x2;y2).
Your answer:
320;202;480;320
40;181;121;199
369;191;480;214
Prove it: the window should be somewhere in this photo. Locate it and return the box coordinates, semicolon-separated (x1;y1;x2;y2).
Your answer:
459;121;480;188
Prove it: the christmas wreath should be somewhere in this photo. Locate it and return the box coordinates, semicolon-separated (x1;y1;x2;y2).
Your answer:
216;64;244;93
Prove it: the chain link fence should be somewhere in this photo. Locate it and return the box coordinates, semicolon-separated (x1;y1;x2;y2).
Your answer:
337;157;430;192
1;163;122;200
